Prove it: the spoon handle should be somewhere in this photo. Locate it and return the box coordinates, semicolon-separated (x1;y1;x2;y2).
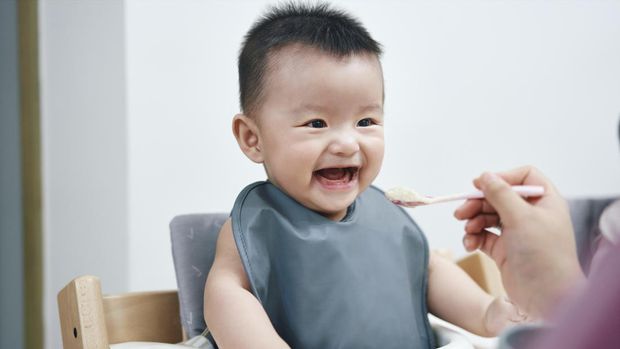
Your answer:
431;185;545;204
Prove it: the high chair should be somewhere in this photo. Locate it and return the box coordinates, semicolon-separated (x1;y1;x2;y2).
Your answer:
58;213;505;349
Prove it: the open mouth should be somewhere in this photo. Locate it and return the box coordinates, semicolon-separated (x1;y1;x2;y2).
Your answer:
313;167;359;188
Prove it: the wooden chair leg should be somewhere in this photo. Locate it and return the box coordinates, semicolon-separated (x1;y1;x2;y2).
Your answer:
57;275;109;349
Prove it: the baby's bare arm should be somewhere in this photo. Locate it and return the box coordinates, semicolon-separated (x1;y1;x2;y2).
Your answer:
204;219;290;349
427;252;522;337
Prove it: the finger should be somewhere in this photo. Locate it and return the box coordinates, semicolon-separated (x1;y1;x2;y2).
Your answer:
474;166;534;188
475;166;558;197
462;230;499;256
455;199;497;220
497;165;545;186
476;172;528;224
463;233;483;252
455;199;482;220
497;165;562;202
479;229;501;261
465;214;501;233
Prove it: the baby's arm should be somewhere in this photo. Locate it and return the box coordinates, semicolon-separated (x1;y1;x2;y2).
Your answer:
203;219;290;349
427;252;525;337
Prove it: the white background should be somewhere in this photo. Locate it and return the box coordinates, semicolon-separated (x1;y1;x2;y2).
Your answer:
40;0;620;347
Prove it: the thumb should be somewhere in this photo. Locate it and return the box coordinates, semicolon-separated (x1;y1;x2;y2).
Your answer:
479;172;528;225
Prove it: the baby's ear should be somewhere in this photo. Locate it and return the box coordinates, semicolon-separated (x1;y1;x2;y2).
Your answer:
232;114;264;163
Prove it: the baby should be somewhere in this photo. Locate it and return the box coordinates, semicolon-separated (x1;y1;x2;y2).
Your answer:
204;3;524;348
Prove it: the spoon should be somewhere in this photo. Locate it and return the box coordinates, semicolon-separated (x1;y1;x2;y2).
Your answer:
385;185;545;207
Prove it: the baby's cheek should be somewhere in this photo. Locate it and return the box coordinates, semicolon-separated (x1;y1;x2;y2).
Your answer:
373;140;385;163
291;147;315;161
360;169;379;190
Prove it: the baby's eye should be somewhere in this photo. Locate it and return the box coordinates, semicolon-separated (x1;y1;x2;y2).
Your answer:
357;118;374;127
306;119;327;128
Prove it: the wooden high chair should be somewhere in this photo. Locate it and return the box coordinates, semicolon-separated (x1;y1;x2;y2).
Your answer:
57;213;505;348
57;276;183;348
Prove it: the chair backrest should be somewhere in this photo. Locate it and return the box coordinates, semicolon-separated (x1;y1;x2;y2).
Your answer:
169;213;228;338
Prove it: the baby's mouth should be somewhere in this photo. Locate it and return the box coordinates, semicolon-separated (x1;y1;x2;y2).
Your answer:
313;167;359;187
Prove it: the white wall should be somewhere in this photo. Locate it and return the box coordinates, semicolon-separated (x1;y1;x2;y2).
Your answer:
124;0;620;293
39;1;128;347
40;0;620;347
124;0;264;292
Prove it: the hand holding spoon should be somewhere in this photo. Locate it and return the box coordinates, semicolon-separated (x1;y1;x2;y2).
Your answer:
385;185;545;208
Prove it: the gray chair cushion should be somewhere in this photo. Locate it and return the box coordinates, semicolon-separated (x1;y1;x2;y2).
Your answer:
567;197;617;275
170;213;228;338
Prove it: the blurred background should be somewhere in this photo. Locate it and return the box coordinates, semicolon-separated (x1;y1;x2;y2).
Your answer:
1;0;619;348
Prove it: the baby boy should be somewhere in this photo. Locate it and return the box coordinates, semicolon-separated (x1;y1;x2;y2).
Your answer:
204;3;524;348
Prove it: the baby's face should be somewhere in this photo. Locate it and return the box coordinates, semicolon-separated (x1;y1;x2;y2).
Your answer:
254;46;384;221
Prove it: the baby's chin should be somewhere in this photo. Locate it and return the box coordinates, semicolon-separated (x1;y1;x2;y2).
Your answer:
315;207;350;221
309;197;357;221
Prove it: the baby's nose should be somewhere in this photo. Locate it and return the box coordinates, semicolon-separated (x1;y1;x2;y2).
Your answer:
328;133;360;156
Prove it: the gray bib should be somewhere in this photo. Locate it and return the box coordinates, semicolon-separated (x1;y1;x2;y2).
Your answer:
231;181;434;349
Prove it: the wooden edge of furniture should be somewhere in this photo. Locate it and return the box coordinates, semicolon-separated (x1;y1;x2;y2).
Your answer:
58;275;109;349
456;251;506;298
58;275;183;348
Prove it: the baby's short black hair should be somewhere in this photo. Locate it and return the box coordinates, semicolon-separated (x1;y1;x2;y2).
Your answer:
238;2;382;116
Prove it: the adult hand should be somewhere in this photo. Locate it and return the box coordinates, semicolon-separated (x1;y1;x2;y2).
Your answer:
454;166;585;319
